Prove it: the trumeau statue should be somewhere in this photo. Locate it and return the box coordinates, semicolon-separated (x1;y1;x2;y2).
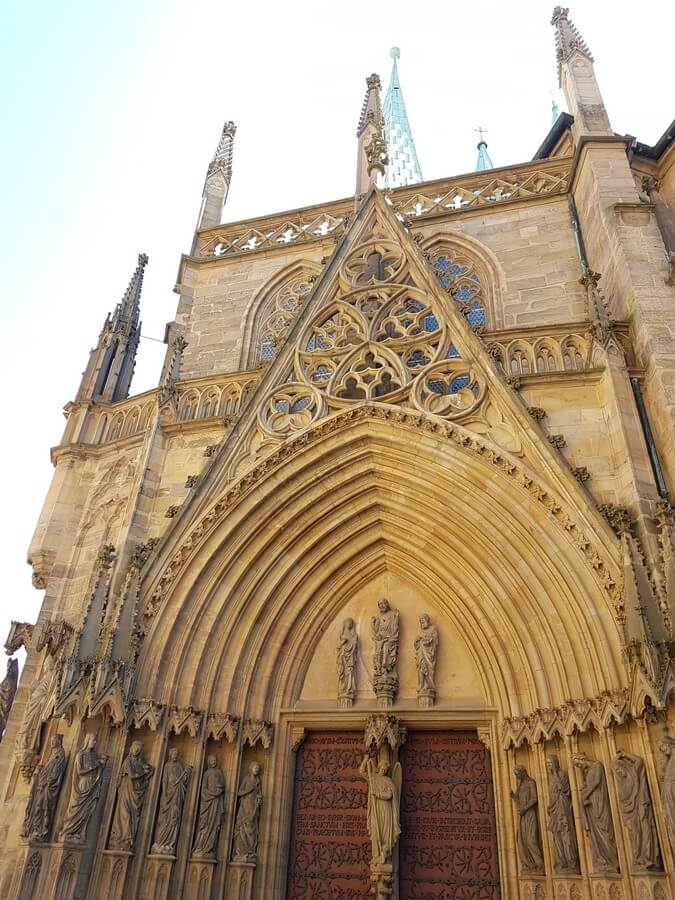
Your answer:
21;734;67;841
192;755;226;859
658;736;675;852
545;755;580;873
151;748;192;855
336;618;358;708
59;734;106;844
573;753;619;872
611;749;662;870
359;754;402;866
511;766;544;873
371;599;399;706
232;762;263;863
109;741;154;851
414;613;438;707
0;657;19;738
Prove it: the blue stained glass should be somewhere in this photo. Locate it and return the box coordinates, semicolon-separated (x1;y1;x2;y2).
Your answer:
467;305;486;326
290;397;311;413
450;375;470;393
423;314;439;332
260;340;274;361
406;350;430;368
457;283;478;301
312;365;330;382
274;399;289;412
447;344;460;358
428;379;446;394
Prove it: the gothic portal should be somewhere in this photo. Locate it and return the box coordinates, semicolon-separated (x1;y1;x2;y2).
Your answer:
1;8;675;900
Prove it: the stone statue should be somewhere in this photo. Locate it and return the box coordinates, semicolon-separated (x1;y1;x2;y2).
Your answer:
359;754;402;866
371;599;399;706
192;755;226;859
658;736;675;852
573;753;619;872
59;733;106;843
0;657;19;738
21;734;67;841
611;749;662;870
510;766;544;873
545;755;579;873
16;654;57;753
109;741;154;851
414;613;438;707
231;762;263;863
151;748;192;855
337;618;358;707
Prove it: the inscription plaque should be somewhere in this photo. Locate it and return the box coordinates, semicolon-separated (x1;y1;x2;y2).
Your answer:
400;731;500;899
287;731;371;900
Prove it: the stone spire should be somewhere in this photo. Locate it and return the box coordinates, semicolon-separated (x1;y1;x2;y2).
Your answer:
195;120;236;233
383;48;423;188
475;127;493;172
76;254;148;403
355;74;388;196
550;7;611;137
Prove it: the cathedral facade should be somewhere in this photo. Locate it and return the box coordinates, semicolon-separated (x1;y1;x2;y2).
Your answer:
1;8;674;899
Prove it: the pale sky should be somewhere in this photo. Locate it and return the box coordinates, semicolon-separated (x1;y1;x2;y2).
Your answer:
0;0;672;666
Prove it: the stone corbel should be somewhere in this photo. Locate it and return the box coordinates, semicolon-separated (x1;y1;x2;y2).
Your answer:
129;698;165;732
290;727;307;753
205;712;239;743
364;714;407;752
167;705;203;739
5;621;34;655
241;719;274;749
34;619;74;657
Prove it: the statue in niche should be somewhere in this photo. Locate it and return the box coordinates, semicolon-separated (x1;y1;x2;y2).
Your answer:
658;736;675;852
573;753;619;872
545;755;580;873
510;766;544;873
232;762;263;863
0;657;18;738
336;618;358;708
21;734;67;841
414;613;438;707
371;599;399;706
611;749;662;870
192;755;226;859
59;733;107;843
16;654;57;753
151;748;192;855
359;754;402;866
109;740;154;851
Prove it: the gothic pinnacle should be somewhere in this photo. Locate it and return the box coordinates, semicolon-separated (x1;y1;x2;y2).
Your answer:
551;7;593;84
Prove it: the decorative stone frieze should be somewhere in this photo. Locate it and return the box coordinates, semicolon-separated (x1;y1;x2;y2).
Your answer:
129;698;165;732
205;712;239;743
168;705;203;739
241;719;273;749
364;714;407;752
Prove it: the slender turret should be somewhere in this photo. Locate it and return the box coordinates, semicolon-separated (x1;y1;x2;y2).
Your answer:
383;48;423;188
195;120;236;235
355;74;387;195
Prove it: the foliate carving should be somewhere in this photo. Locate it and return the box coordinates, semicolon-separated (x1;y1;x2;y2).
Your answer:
598;503;633;537
549;433;567;450
205;713;239;743
0;657;19;738
371;599;399;707
658;736;675;852
511;766;544;874
130;537;160;570
185;474;199;488
414;613;438;707
21;734;67;841
359;754;402;865
241;719;273;749
611;750;662;870
546;755;580;873
5;621;34;655
231;763;263;863
364;715;407;752
151;749;192;855
527;406;547;421
59;733;106;843
336;618;358;708
204;444;218;457
572;465;590;482
192;755;226;859
97;543;117;568
109;741;154;851
168;705;203;739
129;698;165;732
573;753;619;872
165;505;179;519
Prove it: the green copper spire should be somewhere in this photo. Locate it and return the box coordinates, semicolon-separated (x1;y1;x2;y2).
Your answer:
475;127;493;171
551;97;560;124
383;48;423;188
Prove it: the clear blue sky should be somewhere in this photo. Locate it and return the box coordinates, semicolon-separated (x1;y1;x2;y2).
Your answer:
0;0;672;657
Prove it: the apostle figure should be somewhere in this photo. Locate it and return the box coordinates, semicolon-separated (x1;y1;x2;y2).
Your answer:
573;753;619;872
414;613;438;707
511;766;544;873
192;755;226;859
59;733;106;843
151;748;192;855
371;599;399;705
337;618;358;707
611;749;662;870
109;741;154;851
16;654;57;753
658;736;675;852
0;657;18;739
359;754;402;866
232;762;263;863
545;755;579;873
21;733;67;841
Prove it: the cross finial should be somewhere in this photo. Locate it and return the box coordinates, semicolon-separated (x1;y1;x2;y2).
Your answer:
475;126;488;146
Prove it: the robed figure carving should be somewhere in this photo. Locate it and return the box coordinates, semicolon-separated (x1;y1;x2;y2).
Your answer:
151;748;192;855
337;618;358;708
21;734;67;841
545;755;579;873
611;749;662;870
16;654;57;753
192;755;226;859
109;741;154;851
414;613;438;707
0;657;18;738
59;734;106;843
359;755;402;866
659;736;675;852
573;753;619;872
511;766;544;873
371;599;399;707
232;762;263;863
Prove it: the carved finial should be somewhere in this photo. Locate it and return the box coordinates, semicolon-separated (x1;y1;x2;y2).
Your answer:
598;503;634;536
551;7;593;81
